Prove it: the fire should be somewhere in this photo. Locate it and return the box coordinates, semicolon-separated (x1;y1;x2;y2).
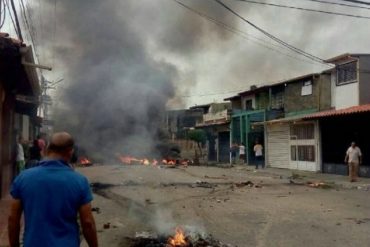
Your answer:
80;157;91;165
167;228;187;246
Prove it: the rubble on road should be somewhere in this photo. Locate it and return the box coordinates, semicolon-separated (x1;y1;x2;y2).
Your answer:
289;180;334;189
126;231;234;247
92;207;101;214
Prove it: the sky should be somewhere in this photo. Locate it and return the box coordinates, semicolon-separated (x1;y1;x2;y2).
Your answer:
2;0;370;109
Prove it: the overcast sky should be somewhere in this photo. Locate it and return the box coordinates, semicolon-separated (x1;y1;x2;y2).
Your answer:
3;0;370;109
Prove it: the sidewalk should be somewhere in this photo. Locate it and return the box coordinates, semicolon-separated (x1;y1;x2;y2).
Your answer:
0;195;11;247
235;165;370;190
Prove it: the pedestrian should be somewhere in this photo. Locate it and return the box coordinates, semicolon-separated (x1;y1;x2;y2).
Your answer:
16;136;25;173
37;133;47;157
25;139;42;169
345;141;362;182
239;142;246;164
253;141;264;169
8;132;98;247
230;143;238;165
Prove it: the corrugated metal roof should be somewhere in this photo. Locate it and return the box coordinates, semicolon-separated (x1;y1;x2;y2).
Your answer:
304;104;370;119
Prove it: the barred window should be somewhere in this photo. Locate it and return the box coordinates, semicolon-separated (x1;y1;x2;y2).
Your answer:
291;145;315;162
337;61;357;85
290;124;314;140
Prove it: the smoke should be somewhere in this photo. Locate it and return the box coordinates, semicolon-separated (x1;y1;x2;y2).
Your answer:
38;0;239;159
36;0;370;158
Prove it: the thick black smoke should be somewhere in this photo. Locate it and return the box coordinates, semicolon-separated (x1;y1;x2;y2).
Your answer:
41;0;238;158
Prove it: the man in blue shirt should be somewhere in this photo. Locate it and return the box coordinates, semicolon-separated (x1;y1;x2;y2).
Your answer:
8;132;98;247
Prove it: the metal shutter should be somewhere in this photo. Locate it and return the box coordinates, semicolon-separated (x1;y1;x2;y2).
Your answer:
267;123;290;169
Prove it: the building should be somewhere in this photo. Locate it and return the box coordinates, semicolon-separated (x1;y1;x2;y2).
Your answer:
194;103;231;163
0;33;41;198
302;54;370;176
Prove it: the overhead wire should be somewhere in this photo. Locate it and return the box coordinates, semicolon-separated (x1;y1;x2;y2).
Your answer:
0;0;6;29
173;0;330;68
9;0;23;41
4;0;19;38
215;0;327;64
300;0;370;10
340;0;370;6
233;0;370;20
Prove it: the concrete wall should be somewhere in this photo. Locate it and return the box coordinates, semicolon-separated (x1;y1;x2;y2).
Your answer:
284;76;330;114
359;56;370;105
331;67;359;110
255;91;269;110
318;73;332;111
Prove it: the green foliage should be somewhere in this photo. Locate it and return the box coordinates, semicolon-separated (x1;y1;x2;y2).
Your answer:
187;129;206;144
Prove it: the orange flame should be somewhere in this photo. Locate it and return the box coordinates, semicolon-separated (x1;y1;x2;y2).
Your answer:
80;157;91;165
168;228;187;246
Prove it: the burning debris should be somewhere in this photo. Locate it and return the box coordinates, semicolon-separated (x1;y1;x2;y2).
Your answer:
118;155;192;167
79;157;93;166
127;228;234;247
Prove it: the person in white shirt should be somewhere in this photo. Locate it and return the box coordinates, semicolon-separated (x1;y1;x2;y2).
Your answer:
239;143;246;164
253;141;264;169
345;142;362;182
16;136;25;172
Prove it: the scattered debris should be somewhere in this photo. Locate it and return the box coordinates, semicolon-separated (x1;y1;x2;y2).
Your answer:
126;230;234;247
103;223;111;229
195;181;217;189
91;207;101;214
346;218;370;225
204;175;227;180
307;181;334;189
235;181;254;188
90;182;115;193
145;199;155;205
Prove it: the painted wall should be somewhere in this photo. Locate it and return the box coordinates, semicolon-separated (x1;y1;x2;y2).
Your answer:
284;75;331;114
359;56;370;105
331;70;359;109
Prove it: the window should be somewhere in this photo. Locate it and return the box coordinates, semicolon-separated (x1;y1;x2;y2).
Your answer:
337;61;357;85
291;145;315;162
290;124;314;140
271;92;284;109
301;81;312;96
245;99;253;110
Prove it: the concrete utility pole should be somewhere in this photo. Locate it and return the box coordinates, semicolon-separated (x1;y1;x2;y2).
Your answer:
39;76;63;134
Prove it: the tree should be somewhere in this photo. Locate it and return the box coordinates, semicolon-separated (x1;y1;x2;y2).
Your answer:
187;129;206;160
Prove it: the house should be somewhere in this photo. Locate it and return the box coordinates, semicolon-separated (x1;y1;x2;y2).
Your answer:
302;53;370;177
0;33;41;198
194;103;231;163
265;72;332;171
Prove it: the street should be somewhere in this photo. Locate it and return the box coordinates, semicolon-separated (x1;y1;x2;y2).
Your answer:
80;165;370;247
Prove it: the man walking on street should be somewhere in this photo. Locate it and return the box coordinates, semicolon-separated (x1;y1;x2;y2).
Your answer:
345;142;362;182
8;132;98;247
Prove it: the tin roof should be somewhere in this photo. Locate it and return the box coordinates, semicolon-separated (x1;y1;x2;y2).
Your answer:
304;104;370;119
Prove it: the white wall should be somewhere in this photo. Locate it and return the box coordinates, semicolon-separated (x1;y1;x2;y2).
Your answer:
331;70;359;110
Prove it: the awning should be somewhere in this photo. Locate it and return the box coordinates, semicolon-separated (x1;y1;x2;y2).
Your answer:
304;104;370;119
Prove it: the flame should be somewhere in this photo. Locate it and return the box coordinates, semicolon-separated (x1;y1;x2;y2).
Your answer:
80;157;91;165
168;228;187;246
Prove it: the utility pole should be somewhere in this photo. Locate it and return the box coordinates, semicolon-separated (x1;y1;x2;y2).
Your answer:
39;76;63;134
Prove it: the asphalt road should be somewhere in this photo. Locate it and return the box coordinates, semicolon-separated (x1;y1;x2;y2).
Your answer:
79;165;370;247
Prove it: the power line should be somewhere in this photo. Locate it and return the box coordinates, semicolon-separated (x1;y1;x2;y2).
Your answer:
301;0;370;10
9;0;23;41
4;0;18;38
233;0;370;20
173;0;329;67
214;0;326;64
340;0;370;6
0;0;6;29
